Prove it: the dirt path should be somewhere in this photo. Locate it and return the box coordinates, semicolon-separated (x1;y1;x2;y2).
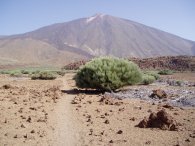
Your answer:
50;74;82;146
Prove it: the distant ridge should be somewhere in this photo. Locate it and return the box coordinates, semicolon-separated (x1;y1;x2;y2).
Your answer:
0;14;194;67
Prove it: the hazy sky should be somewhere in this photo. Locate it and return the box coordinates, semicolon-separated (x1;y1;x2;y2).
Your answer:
0;0;194;41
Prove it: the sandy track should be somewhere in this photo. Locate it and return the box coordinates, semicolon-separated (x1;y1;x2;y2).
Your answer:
50;74;82;146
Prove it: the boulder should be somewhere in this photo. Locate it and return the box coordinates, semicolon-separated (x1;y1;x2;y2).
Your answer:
137;109;178;131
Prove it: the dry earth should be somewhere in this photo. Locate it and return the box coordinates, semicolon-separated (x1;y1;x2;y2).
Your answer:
0;73;195;146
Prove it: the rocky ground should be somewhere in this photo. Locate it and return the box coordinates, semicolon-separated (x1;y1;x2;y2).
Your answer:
0;75;62;146
63;56;195;71
69;73;195;146
0;73;195;146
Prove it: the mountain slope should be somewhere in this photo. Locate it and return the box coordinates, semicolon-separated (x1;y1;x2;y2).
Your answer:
0;14;194;66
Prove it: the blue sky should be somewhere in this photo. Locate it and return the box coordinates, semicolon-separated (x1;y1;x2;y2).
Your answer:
0;0;195;41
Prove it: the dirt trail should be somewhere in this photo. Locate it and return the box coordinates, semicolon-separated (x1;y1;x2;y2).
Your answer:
50;74;82;146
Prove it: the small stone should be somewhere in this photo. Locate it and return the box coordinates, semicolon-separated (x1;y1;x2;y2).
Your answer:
14;135;17;138
104;120;109;124
21;124;26;128
145;141;151;145
109;140;114;143
117;130;123;134
130;117;136;121
189;133;195;138
134;106;142;110
162;104;174;109
185;139;190;142
2;84;12;89
27;116;31;123
24;134;27;138
86;118;91;122
31;130;35;133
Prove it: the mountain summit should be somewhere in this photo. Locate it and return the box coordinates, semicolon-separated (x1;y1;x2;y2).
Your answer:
0;14;194;66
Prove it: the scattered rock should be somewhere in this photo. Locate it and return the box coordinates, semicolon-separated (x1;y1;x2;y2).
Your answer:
71;100;78;104
18;108;23;113
130;117;136;121
185;139;190;142
189;131;195;138
104;120;109;124
37;118;46;123
162;104;174;109
30;130;35;134
99;95;123;106
2;84;12;89
21;124;26;128
117;130;123;134
137;109;178;131
145;141;151;145
26;116;32;123
29;107;36;110
150;89;167;99
4;118;7;123
23;134;27;138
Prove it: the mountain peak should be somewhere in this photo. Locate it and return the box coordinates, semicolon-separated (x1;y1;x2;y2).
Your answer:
86;13;106;23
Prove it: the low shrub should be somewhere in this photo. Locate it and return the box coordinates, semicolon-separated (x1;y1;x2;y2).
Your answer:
31;71;56;80
158;69;174;75
141;74;156;85
10;72;22;77
31;70;40;74
55;70;66;76
144;71;160;80
21;70;29;74
0;70;10;74
75;56;142;91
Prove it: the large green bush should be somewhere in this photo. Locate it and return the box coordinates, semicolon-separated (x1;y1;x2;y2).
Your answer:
75;57;142;91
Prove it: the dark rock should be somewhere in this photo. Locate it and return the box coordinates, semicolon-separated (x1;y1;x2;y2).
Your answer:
104;120;109;124
162;104;174;109
130;117;136;121
137;109;178;131
117;130;123;134
2;84;12;89
26;116;31;123
145;141;151;145
185;139;190;142
150;89;167;99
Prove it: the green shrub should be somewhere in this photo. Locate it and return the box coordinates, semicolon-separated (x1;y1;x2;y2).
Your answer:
31;71;56;80
141;74;156;85
31;70;40;74
55;70;66;76
75;57;142;91
0;70;9;74
10;72;22;77
158;69;174;75
143;71;160;80
21;70;29;74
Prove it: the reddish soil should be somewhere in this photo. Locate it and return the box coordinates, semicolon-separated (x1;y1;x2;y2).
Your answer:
0;73;195;146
